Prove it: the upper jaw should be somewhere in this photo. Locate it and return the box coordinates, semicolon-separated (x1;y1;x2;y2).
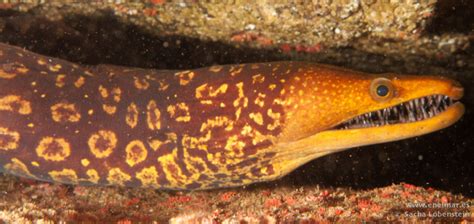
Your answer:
333;94;462;131
447;82;464;100
333;77;464;131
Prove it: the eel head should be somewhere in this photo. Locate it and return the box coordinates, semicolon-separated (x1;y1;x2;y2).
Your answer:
270;65;464;178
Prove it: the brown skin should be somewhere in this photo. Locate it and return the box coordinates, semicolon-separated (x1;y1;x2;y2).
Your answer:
0;43;464;190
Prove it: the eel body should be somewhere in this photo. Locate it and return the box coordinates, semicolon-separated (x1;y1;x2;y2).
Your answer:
0;43;464;190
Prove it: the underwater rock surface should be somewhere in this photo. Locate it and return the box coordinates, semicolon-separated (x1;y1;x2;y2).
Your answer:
0;176;472;222
0;0;469;60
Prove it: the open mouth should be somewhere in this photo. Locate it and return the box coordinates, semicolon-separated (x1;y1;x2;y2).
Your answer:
335;95;457;130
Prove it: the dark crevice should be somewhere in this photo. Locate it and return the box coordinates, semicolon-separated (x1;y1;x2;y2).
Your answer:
426;0;474;34
0;10;284;69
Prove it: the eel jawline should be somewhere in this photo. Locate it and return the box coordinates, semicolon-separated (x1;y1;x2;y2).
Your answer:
333;94;459;130
312;101;464;152
271;102;464;178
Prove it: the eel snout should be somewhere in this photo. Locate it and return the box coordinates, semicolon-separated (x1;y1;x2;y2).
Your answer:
270;71;464;178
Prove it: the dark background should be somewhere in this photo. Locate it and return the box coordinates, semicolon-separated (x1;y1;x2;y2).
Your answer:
0;0;472;197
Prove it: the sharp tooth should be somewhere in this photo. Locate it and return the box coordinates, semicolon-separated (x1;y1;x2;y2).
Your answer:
377;110;383;121
435;95;442;106
416;99;424;120
404;104;410;115
408;110;416;121
441;100;447;110
399;111;405;122
416;110;422;121
384;108;391;124
428;96;433;107
434;98;442;112
422;107;429;119
383;108;390;116
409;100;415;111
408;104;415;120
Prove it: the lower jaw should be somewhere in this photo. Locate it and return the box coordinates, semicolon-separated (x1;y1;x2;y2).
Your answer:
316;102;464;151
270;102;464;177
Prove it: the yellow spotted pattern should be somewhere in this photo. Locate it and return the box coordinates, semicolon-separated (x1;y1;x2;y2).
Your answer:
0;95;32;115
136;166;159;187
0;127;20;151
126;102;139;128
107;168;132;186
134;77;150;90
36;137;71;162
55;74;66;87
0;62;28;79
50;102;81;123
0;44;298;190
157;148;196;188
176;70;195;86
74;76;85;88
146;100;161;130
88;130;117;159
49;169;78;184
167;102;191;122
125;140;148;167
86;169;100;184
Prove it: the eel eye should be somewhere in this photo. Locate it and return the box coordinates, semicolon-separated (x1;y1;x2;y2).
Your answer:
376;85;389;97
370;78;395;102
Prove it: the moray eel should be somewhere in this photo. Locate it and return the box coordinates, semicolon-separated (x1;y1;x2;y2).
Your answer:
0;43;464;190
